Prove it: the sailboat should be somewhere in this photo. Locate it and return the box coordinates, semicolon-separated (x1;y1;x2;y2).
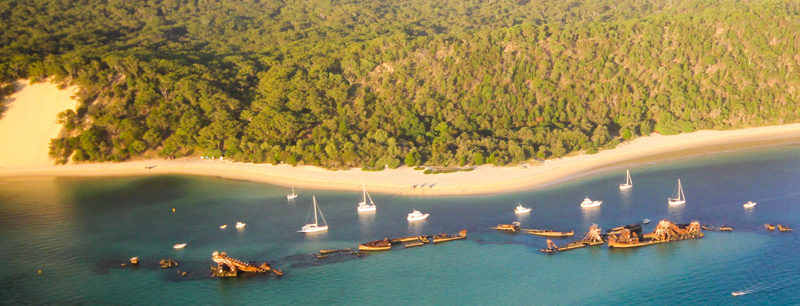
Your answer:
619;169;633;190
667;179;686;206
299;196;328;233
287;187;298;200
357;185;377;212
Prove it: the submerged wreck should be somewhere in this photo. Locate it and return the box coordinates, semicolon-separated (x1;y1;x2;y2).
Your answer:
540;224;604;253
432;230;468;243
607;220;703;248
211;251;283;278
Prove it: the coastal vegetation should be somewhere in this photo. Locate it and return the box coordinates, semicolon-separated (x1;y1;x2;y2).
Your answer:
1;0;799;167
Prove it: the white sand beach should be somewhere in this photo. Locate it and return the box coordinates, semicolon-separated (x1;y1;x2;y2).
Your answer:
0;80;78;168
2;80;800;195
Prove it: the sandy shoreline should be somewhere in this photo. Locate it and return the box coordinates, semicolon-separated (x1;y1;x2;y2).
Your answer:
2;81;800;195
1;124;799;196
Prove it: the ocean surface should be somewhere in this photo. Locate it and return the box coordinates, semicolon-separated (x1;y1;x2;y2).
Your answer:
1;145;799;305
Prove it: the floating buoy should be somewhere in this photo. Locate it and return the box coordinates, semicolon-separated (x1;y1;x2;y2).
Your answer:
172;208;176;213
37;270;42;275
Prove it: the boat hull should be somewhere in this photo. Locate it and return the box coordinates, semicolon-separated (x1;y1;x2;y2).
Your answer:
667;199;686;206
358;245;391;251
619;184;632;190
407;214;430;221
299;225;328;233
357;205;376;212
526;230;574;237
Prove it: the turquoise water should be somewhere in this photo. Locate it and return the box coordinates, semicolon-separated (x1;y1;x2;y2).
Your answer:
1;145;799;304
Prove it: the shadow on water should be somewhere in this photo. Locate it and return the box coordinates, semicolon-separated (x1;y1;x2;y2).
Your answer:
66;176;192;212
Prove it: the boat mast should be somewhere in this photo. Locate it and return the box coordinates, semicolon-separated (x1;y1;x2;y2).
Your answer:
313;196;319;226
362;184;367;204
678;179;685;201
627;169;632;185
366;189;374;205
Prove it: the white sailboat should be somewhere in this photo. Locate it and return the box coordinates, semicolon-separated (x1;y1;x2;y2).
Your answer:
619;169;633;190
357;185;377;212
299;196;328;233
287;187;298;200
667;179;686;206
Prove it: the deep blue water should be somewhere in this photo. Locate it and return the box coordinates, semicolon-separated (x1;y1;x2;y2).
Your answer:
1;145;799;304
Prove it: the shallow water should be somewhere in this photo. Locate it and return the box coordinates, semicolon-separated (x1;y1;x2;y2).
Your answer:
1;145;799;304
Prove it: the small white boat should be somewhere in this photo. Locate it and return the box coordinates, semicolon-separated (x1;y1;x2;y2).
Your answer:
619;169;633;190
514;204;532;214
173;243;187;249
235;221;246;229
731;291;746;296
219;224;227;229
299;196;329;233
642;219;651;224
580;197;602;208
356;184;377;212
743;201;757;208
407;210;430;221
287;187;298;200
667;178;686;206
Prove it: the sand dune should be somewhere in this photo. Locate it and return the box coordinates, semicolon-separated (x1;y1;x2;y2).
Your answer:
2;80;800;195
0;80;78;167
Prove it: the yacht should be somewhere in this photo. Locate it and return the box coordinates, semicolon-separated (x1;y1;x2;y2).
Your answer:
514;204;532;214
619;169;633;190
357;185;377;212
235;221;246;229
667;179;686;206
287;187;298;200
743;201;757;208
580;197;602;208
407;210;430;221
299;196;329;233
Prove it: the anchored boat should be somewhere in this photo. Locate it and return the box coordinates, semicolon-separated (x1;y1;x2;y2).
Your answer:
619;169;633;190
299;196;328;233
667;179;686;206
356;184;377;212
514;204;532;214
580;197;602;208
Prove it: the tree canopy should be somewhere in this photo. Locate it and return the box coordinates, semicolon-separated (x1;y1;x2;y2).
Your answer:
2;0;799;167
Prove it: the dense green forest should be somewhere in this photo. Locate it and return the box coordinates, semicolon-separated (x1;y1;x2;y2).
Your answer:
1;0;799;167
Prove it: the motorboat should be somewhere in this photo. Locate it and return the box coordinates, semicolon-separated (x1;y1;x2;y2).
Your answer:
219;224;227;229
514;204;532;214
235;221;246;229
743;201;757;208
173;243;187;249
407;210;430;221
642;219;651;224
580;197;602;208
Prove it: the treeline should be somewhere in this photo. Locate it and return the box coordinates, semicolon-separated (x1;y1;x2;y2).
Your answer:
1;0;799;167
